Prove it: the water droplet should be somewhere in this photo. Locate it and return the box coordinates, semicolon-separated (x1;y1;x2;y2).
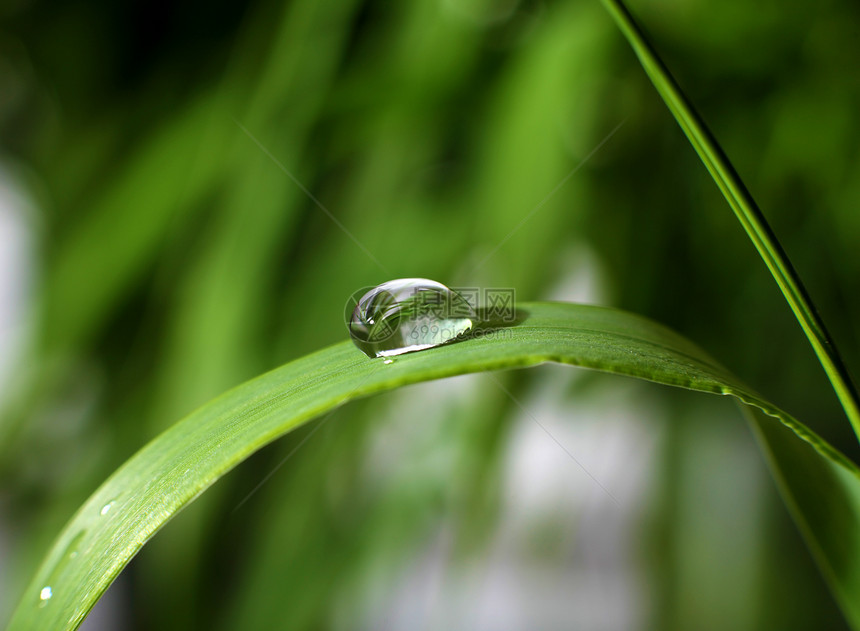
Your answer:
99;501;115;516
382;359;394;365
347;279;475;358
33;531;87;609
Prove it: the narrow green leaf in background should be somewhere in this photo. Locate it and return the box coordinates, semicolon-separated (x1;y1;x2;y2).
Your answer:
599;0;860;442
8;302;860;630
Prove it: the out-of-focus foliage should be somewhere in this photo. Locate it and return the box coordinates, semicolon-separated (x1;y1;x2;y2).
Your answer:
1;0;858;629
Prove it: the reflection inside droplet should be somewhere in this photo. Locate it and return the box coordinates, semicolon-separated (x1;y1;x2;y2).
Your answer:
347;279;474;358
383;359;394;365
100;501;115;516
39;586;52;606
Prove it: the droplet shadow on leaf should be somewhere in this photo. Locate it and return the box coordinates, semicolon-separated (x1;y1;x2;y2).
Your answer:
466;306;529;336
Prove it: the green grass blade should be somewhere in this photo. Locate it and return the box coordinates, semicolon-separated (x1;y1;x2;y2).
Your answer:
745;405;860;626
599;0;860;442
8;302;860;630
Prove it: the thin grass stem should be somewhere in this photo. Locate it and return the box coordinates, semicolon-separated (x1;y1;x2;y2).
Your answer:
599;0;860;443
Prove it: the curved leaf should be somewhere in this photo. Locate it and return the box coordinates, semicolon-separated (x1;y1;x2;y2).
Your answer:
8;302;860;630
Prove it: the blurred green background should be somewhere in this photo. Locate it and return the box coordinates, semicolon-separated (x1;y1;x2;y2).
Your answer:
1;0;859;629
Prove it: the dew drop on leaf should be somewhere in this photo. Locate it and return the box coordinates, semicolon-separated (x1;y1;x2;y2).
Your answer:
38;586;52;607
347;279;474;358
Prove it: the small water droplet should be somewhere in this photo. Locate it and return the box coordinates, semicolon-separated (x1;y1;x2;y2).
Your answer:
99;501;115;516
35;530;86;609
382;358;394;365
347;279;475;358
